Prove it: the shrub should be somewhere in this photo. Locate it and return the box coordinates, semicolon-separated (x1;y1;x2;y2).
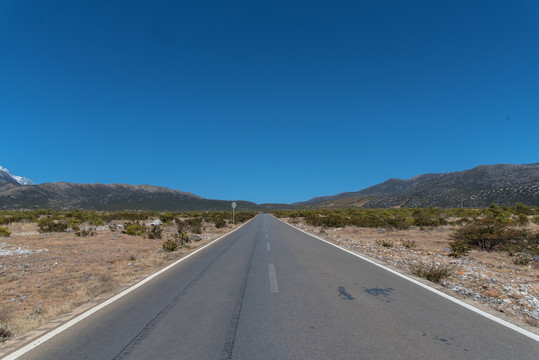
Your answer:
408;261;455;283
191;224;202;234
401;239;417;248
376;240;394;248
214;218;226;228
89;216;104;226
174;231;190;247
513;202;533;216
76;228;96;237
0;325;13;342
412;209;446;227
448;239;470;258
162;238;179;252
387;215;412;230
175;218;186;232
124;222;146;236
37;218;68;233
187;217;203;234
516;214;529;226
513;255;531;266
69;219;82;233
451;218;507;251
147;225;163;239
159;213;175;225
0;226;10;237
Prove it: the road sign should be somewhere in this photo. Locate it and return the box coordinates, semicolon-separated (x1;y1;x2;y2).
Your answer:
231;202;237;209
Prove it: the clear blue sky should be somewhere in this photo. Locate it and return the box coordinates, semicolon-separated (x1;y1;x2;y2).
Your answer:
1;0;538;204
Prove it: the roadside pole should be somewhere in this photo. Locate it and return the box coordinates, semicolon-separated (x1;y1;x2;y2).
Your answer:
231;201;236;225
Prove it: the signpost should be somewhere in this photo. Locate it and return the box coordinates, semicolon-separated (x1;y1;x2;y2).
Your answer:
231;201;237;225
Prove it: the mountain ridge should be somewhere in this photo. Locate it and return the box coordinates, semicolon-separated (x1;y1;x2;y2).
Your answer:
296;163;539;208
1;163;537;210
0;181;258;211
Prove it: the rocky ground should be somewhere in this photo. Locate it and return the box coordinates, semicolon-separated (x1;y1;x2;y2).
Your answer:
0;220;239;341
283;218;539;329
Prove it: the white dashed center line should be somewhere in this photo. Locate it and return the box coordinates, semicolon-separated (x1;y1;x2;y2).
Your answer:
268;263;279;293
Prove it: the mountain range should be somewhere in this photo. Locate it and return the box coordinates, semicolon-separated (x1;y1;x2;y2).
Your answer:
0;163;537;211
296;163;539;208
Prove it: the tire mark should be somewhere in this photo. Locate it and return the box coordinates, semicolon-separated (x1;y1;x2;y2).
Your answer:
220;225;260;360
112;232;250;359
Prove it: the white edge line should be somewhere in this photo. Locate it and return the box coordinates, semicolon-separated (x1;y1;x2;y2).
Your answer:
3;217;257;360
275;216;539;342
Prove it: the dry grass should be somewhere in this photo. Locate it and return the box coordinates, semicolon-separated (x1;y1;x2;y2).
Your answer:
0;220;236;341
407;260;455;283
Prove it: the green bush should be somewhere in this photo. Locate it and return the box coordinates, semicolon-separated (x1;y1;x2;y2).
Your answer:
124;222;146;236
0;226;11;237
214;218;226;228
162;238;179;252
37;218;68;233
89;216;104;226
70;219;82;233
517;214;529;226
173;231;189;248
159;213;174;223
513;202;533;216
412;209;446;227
451;218;507;251
175;218;186;232
448;239;470;258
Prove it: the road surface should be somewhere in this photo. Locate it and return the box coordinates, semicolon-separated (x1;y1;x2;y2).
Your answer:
8;214;538;359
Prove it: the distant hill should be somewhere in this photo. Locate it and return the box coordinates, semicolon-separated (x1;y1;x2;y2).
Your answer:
0;182;259;211
296;163;539;208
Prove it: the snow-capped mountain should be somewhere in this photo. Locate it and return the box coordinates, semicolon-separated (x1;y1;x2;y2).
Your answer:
0;166;35;185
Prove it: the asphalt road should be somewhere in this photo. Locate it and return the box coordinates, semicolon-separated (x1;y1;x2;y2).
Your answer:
9;214;539;359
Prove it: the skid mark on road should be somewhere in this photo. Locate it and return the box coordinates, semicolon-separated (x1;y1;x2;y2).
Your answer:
220;231;259;360
422;332;470;352
363;287;394;303
338;286;355;300
113;232;252;360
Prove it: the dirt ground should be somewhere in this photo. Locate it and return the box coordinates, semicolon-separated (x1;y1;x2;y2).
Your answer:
0;221;237;340
284;218;539;328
